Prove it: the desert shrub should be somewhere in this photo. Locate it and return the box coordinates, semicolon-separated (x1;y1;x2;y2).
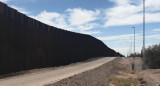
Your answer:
128;52;142;57
144;43;160;69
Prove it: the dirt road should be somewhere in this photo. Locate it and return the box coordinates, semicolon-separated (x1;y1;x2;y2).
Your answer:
0;57;116;86
46;57;160;86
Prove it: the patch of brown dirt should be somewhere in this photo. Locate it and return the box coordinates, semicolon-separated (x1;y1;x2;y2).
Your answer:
45;57;160;86
114;57;160;86
45;57;122;86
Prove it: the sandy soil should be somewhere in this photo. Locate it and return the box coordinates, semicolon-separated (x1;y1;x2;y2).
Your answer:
119;57;160;86
46;57;160;86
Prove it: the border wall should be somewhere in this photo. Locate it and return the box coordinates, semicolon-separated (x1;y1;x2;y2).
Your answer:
0;2;122;75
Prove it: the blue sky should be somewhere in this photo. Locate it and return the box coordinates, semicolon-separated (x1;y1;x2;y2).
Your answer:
1;0;160;56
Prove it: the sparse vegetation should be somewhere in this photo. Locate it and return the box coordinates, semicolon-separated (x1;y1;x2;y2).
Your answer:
119;65;136;74
108;77;147;86
108;77;140;86
144;43;160;69
128;52;141;58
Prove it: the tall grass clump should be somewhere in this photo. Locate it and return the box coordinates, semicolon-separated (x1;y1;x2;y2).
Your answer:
144;43;160;69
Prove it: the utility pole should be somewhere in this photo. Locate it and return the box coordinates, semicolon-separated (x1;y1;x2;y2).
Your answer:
142;0;146;70
130;36;132;57
132;27;135;59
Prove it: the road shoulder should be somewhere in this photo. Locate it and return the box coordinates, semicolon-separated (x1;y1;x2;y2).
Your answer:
45;57;122;86
45;57;160;86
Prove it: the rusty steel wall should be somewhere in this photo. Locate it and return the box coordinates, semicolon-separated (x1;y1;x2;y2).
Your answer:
0;2;122;75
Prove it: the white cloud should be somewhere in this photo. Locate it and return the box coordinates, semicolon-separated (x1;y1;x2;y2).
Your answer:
66;8;100;33
30;8;101;34
30;10;101;34
109;0;131;6
146;34;160;39
104;0;160;27
97;33;160;55
2;3;101;34
9;5;76;31
67;8;100;26
30;10;74;31
97;34;135;41
145;0;160;12
152;29;160;31
81;30;101;35
113;47;142;56
10;5;30;14
0;0;8;3
77;23;98;31
97;33;160;42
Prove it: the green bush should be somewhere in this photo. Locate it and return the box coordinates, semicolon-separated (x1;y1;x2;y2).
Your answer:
144;43;160;69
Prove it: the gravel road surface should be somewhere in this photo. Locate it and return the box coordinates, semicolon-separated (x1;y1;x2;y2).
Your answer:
45;57;121;86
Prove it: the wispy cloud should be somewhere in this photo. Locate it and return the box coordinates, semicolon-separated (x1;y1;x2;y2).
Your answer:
145;0;160;12
112;47;142;56
152;29;160;31
81;30;101;35
104;0;160;27
4;5;101;34
67;8;99;26
76;23;98;31
146;34;160;39
10;5;30;14
30;10;73;31
97;33;160;55
3;3;102;35
66;8;100;33
7;0;160;35
97;34;135;41
30;9;101;34
0;0;8;3
98;33;160;42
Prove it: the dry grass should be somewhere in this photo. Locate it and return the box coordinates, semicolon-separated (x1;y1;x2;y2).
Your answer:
108;77;141;86
119;65;136;74
108;65;147;86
